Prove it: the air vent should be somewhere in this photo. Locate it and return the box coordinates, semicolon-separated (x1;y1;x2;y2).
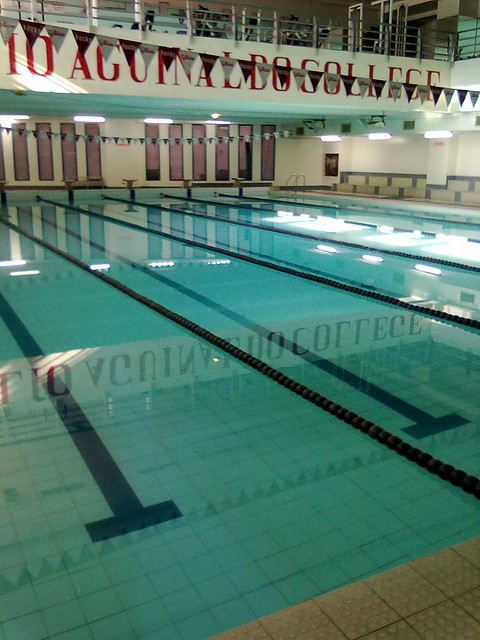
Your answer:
403;120;415;130
295;127;304;136
341;123;352;133
460;291;475;303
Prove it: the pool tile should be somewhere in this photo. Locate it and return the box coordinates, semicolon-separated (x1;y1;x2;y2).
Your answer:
409;547;480;597
313;581;400;639
41;599;86;636
406;600;480;639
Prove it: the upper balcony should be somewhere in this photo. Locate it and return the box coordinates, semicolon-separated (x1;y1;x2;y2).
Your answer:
1;0;472;63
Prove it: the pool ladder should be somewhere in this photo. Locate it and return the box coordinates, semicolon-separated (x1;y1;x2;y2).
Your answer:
285;173;305;197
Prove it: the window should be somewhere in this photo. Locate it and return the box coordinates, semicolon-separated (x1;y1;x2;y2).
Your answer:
145;123;160;180
215;124;229;181
261;125;275;181
36;123;54;180
192;124;206;181
169;124;183;181
85;123;102;180
12;123;30;181
238;124;253;180
60;123;78;181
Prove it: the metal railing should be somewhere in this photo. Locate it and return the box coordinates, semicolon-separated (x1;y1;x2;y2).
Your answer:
0;0;467;62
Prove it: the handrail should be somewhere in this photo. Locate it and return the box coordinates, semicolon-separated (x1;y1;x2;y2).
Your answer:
285;173;305;197
0;0;464;62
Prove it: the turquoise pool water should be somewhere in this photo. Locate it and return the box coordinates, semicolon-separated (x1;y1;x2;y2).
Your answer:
0;193;479;640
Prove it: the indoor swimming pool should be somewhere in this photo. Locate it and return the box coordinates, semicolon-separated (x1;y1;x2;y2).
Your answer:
0;190;479;640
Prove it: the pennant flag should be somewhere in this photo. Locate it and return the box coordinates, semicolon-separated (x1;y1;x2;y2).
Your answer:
238;59;255;83
178;49;198;77
257;62;273;86
404;82;417;102
274;63;291;89
457;88;468;107
72;30;95;56
159;46;178;71
96;34;119;62
292;68;307;90
357;77;371;98
388;80;403;102
139;42;156;67
20;20;44;47
341;75;356;96
119;39;140;66
307;69;323;92
0;16;18;45
218;56;237;81
44;24;68;53
430;85;442;105
470;90;480;107
372;78;386;99
198;52;218;79
416;84;430;104
443;87;455;107
325;73;340;93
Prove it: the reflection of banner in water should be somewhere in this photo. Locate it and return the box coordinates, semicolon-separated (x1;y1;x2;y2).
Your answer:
0;308;430;416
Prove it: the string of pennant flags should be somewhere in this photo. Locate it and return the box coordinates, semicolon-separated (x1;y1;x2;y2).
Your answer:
1;15;479;109
0;125;286;145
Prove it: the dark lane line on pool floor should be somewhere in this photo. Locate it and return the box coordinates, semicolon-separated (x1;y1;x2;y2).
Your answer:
28;205;469;439
2;215;478;499
0;290;182;543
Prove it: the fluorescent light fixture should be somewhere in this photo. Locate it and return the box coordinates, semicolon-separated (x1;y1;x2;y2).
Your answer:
378;225;394;233
74;115;106;123
320;135;342;142
0;114;30;127
0;259;27;267
424;130;453;139
210;112;222;119
415;263;441;275
89;263;111;271
368;132;392;140
148;260;175;267
316;244;337;253
144;117;174;124
205;120;231;125
9;270;40;276
362;254;384;263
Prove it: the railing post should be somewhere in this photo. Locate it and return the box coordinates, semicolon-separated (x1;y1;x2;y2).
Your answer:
186;0;193;37
273;10;278;45
29;0;38;21
416;30;422;58
85;0;93;29
312;14;318;48
231;4;236;40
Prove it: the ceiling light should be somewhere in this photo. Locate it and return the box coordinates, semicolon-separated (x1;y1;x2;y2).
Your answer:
368;132;392;140
210;112;222;119
74;115;106;123
415;264;441;275
423;131;453;139
320;135;342;142
144;117;174;124
89;263;111;271
316;244;337;253
205;120;231;125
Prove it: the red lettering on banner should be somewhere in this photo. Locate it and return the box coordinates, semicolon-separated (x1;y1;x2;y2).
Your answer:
47;366;70;397
323;60;341;94
8;34;17;74
222;51;241;89
196;65;214;87
26;36;54;76
96;46;120;81
0;371;22;405
272;56;291;91
129;58;147;83
249;54;268;90
346;63;361;96
70;51;93;79
300;59;319;93
406;68;421;83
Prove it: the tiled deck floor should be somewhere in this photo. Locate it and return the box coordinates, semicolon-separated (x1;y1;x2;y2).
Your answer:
208;536;480;640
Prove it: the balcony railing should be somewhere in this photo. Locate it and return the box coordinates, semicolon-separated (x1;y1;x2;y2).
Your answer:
0;0;467;62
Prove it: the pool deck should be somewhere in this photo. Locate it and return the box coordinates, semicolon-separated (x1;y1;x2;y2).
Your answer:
208;535;480;639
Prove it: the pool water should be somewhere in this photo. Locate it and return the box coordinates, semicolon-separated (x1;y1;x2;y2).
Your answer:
0;193;479;640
